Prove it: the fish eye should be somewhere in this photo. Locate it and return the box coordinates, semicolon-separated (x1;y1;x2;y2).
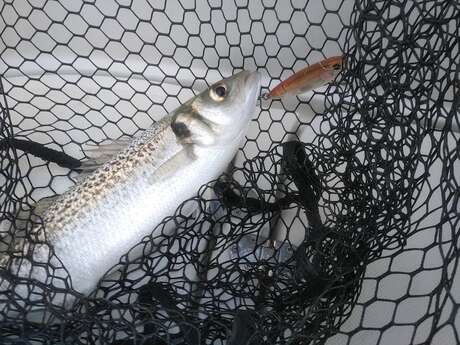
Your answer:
210;84;227;102
216;85;226;97
332;63;341;70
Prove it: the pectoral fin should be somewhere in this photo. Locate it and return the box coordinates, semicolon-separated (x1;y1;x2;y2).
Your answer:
148;148;195;184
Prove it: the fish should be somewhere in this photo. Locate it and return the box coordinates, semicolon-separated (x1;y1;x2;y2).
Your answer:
0;71;261;310
263;55;344;99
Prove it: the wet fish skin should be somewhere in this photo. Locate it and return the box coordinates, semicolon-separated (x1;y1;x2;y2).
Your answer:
0;71;261;306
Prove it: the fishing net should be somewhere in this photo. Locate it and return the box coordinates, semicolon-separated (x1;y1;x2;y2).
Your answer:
0;0;459;344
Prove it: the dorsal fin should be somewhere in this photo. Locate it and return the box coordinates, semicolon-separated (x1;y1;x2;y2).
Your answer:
78;137;134;174
0;195;61;252
33;196;60;218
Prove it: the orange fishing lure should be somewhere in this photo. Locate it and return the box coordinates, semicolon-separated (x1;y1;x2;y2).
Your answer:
264;55;344;99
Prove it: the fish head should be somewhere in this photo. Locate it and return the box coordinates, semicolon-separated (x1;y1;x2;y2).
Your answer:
171;70;261;146
320;55;345;80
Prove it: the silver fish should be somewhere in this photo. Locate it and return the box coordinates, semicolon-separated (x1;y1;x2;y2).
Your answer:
0;71;261;308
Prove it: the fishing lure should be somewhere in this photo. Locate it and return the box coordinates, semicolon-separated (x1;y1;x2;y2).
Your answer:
263;55;344;99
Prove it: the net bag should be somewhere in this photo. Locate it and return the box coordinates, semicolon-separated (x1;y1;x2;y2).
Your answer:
0;0;459;344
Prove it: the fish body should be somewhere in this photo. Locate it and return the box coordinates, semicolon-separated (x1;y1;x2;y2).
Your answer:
0;71;261;305
265;55;344;99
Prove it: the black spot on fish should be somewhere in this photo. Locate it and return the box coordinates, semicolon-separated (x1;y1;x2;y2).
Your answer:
171;121;191;139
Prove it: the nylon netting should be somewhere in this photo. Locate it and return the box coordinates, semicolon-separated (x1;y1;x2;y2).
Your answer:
0;0;459;344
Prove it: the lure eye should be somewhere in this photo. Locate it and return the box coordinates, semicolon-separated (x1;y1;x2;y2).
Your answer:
210;84;227;101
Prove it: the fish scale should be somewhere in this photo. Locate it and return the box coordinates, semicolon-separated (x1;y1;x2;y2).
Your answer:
44;116;179;239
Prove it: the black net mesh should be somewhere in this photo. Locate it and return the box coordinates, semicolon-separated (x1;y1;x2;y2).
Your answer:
0;0;459;344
